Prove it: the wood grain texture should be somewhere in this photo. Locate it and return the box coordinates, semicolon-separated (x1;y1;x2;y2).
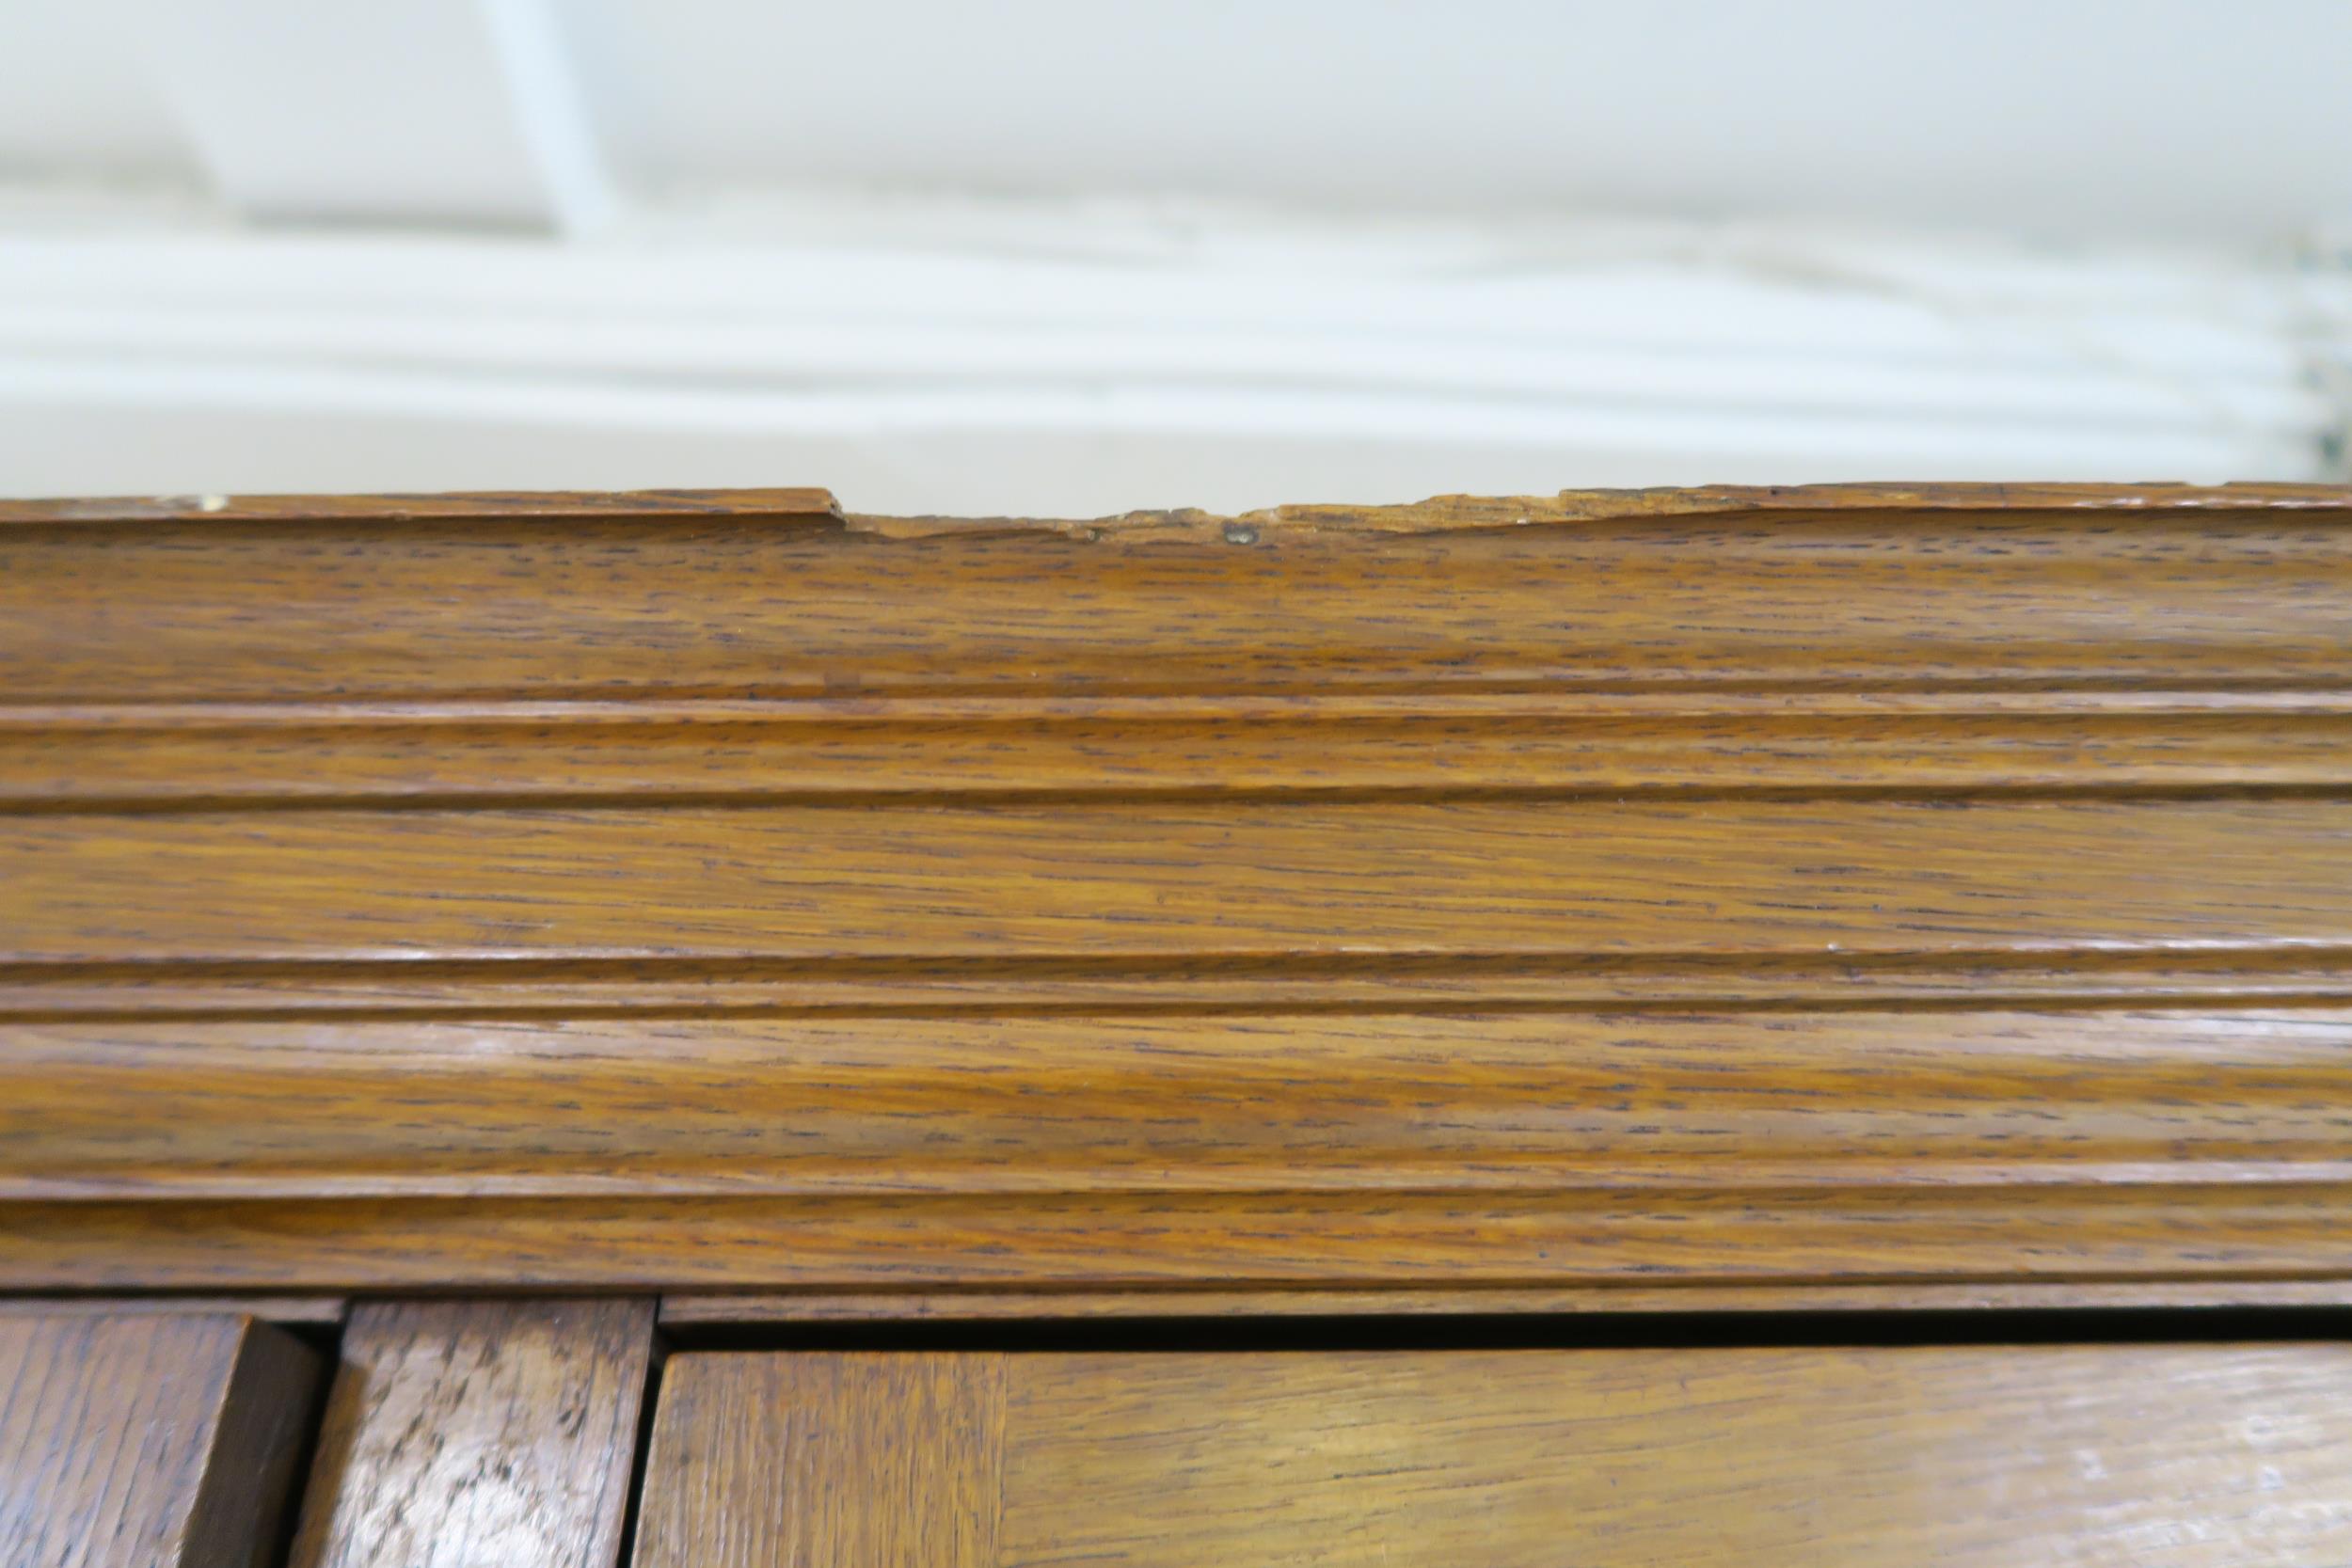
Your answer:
6;483;2352;1296
8;1185;2349;1292
0;1313;320;1568
629;1346;2352;1567
634;1353;1005;1568
288;1298;655;1568
10;799;2352;964
8;695;2352;807
8;949;2351;1020
9;1006;2347;1291
660;1276;2352;1324
8;1009;2349;1199
5;486;2348;708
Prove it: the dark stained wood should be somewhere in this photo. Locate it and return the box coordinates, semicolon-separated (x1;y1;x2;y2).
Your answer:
634;1353;1005;1568
5;483;2352;1297
0;1313;320;1568
288;1298;655;1568
634;1346;2352;1567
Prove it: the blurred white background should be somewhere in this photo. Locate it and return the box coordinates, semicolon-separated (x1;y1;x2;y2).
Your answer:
1;0;2347;513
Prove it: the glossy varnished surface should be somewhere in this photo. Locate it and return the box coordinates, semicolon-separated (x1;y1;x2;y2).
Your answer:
3;483;2351;1296
636;1346;2352;1567
0;1313;320;1568
288;1298;656;1568
7;485;2349;705
10;799;2352;963
11;1007;2347;1199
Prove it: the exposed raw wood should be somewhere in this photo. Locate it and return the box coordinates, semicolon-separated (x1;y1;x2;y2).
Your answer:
632;1346;2352;1567
0;1313;320;1568
287;1298;655;1568
3;480;2337;531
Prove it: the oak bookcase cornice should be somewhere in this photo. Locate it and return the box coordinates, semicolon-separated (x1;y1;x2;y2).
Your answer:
3;482;2349;1304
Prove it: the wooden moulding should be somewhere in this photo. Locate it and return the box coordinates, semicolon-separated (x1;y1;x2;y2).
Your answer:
3;482;2351;1302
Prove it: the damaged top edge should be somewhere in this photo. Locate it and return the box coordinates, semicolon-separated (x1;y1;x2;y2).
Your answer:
3;481;2348;536
851;481;2352;541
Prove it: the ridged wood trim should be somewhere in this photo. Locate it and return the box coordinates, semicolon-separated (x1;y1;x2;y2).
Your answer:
5;1186;2347;1291
7;952;2349;1021
7;486;2350;711
5;1009;2348;1200
6;483;2351;1296
7;700;2352;806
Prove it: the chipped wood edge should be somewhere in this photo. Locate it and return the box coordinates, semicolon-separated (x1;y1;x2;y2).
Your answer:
5;482;2346;537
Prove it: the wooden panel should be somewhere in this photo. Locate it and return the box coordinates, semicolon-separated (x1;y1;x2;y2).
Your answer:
634;1353;1004;1568
10;798;2352;965
7;483;2352;1296
288;1298;655;1568
0;1313;320;1568
635;1347;2352;1568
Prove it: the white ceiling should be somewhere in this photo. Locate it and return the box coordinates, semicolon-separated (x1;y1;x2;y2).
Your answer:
4;0;2348;241
564;0;2352;240
0;1;2344;511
